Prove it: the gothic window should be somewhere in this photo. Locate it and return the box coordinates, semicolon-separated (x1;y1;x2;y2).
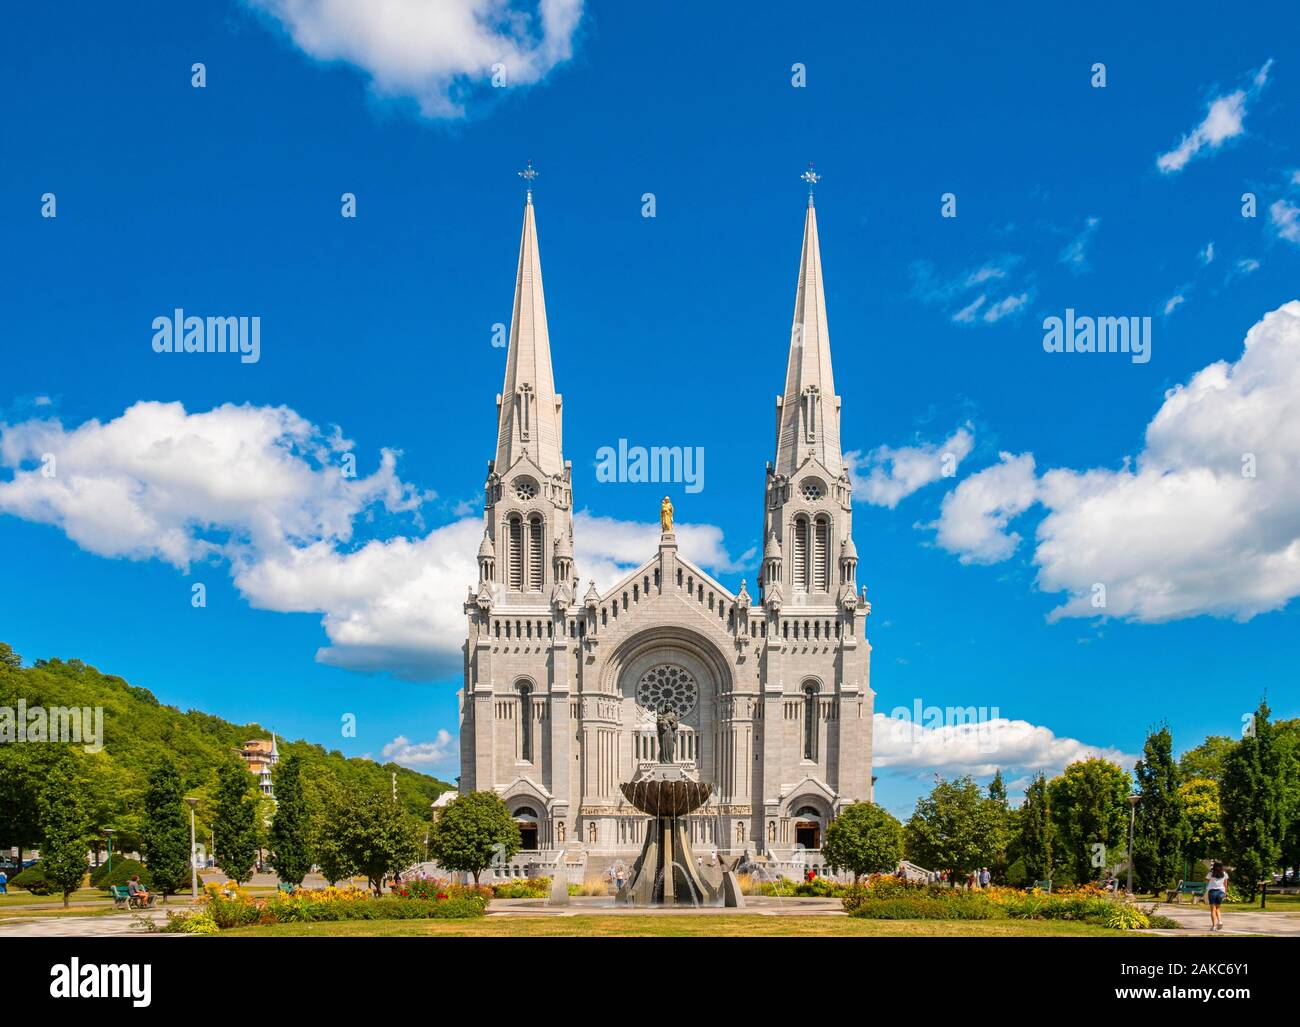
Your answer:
802;681;819;760
803;386;819;442
517;682;533;762
514;476;538;501
813;516;830;592
791;517;809;592
507;516;523;591
527;515;544;591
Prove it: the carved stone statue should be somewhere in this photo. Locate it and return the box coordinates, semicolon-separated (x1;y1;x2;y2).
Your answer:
660;495;673;534
655;703;678;763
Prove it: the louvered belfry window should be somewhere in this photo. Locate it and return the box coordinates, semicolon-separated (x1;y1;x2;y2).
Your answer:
792;518;808;592
813;516;829;592
508;516;523;590
528;516;544;591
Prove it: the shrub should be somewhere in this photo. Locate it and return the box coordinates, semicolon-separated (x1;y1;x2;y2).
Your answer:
95;859;153;891
196;881;488;929
391;877;493;902
12;863;55;895
160;910;220;935
490;877;551;899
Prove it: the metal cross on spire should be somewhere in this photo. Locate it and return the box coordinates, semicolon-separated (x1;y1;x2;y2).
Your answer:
801;162;821;206
518;159;539;203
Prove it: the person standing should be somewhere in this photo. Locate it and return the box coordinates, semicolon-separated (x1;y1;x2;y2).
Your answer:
1205;862;1229;932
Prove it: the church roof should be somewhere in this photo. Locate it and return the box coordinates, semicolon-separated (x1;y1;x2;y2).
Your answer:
495;194;564;477
775;198;843;478
478;530;494;558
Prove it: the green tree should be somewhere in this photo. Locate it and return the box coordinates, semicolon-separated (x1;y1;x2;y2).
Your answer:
1017;773;1053;884
0;641;22;669
140;760;190;901
214;757;260;884
1277;720;1300;884
1132;725;1186;893
1221;700;1284;898
0;744;60;866
268;753;313;886
1049;758;1130;885
822;802;904;882
1178;735;1236;782
1180;778;1222;863
903;776;1004;880
327;788;422;893
986;770;1013;881
429;791;520;885
38;759;89;906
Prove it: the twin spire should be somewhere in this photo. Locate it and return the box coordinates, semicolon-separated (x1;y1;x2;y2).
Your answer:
775;169;842;477
494;163;564;478
493;163;842;480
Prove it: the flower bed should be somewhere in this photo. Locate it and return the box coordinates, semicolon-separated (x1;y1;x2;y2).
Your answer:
161;883;487;932
841;876;1151;929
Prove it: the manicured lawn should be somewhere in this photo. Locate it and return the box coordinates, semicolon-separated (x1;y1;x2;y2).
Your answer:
220;915;1125;938
0;889;103;907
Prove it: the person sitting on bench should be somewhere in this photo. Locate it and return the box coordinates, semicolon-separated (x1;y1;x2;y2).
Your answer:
127;875;152;907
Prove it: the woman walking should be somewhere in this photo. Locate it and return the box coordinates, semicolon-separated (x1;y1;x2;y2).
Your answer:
1205;862;1229;932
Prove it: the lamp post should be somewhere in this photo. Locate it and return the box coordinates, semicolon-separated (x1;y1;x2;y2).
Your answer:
104;829;115;878
1126;794;1141;895
184;798;199;899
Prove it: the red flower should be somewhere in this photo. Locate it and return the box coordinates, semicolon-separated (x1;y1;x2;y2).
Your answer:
436;892;448;900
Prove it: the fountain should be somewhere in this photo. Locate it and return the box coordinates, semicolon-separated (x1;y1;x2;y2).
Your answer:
616;704;744;906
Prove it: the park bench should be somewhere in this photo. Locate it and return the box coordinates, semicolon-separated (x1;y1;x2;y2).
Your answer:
109;884;156;909
1164;881;1207;904
277;883;297;895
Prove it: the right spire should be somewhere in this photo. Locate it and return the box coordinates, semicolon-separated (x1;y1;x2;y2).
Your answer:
775;166;842;477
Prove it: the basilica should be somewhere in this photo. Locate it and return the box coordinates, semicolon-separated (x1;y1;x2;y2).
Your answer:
459;176;874;865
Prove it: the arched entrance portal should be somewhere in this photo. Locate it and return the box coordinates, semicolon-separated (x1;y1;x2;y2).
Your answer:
514;805;540;850
793;806;822;850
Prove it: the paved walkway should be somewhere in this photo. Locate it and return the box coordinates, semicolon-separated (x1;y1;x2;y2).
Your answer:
1146;902;1300;936
0;908;174;937
488;896;844;917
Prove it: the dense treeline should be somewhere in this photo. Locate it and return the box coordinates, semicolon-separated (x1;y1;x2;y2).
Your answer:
0;642;453;864
900;702;1300;898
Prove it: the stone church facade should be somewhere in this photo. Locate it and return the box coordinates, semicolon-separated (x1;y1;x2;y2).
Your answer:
459;183;874;864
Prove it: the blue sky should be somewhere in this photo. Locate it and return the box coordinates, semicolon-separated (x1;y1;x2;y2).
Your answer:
2;0;1299;816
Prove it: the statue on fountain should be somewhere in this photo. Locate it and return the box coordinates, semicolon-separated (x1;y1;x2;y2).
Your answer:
655;704;678;764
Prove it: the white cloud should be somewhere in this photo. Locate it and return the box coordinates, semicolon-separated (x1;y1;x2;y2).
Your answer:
1271;199;1300;244
1234;257;1261;276
381;731;457;771
0;401;423;570
1059;217;1100;272
0;400;747;681
846;425;975;509
1199;241;1215;265
982;292;1029;323
873;713;1135;777
951;295;986;323
933;452;1038;564
1156;60;1272;174
246;0;584;118
1164;292;1187;316
931;301;1300;625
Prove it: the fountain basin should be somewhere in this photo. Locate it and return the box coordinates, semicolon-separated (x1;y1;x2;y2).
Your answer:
619;764;712;817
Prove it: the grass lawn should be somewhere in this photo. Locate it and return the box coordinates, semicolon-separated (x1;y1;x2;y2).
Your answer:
0;888;105;907
220;915;1125;938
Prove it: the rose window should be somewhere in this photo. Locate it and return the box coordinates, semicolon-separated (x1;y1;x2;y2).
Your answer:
514;479;538;501
636;664;698;716
799;479;825;502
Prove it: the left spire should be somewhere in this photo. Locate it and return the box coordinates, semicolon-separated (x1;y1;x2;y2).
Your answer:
495;162;564;477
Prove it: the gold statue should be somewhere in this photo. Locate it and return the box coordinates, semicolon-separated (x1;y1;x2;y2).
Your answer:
660;495;673;534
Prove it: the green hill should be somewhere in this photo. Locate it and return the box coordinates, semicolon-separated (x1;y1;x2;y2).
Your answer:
0;642;453;859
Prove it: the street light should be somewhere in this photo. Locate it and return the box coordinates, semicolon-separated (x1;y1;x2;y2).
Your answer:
184;798;199;899
103;829;115;878
1126;794;1141;894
